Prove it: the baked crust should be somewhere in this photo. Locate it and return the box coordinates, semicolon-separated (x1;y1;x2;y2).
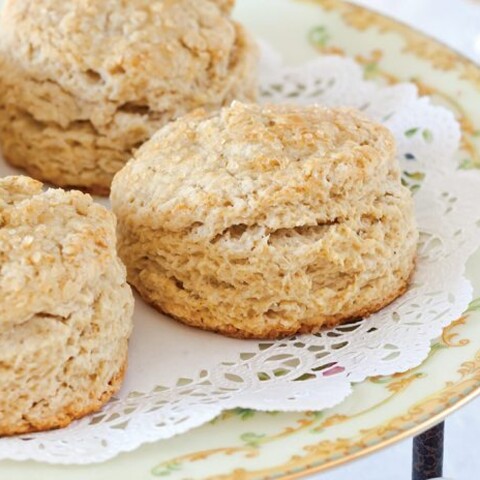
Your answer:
0;360;127;437
3;155;112;196
111;103;418;339
0;0;258;193
138;259;414;339
0;176;133;436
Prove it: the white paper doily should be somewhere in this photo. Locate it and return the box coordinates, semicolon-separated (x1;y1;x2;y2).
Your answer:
1;43;480;464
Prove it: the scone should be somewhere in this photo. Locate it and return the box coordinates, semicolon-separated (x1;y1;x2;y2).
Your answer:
0;176;133;436
111;102;418;339
0;0;258;195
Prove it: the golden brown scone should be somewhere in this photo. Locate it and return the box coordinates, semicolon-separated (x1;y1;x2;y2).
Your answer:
0;176;134;436
0;0;258;194
111;102;418;339
212;0;235;14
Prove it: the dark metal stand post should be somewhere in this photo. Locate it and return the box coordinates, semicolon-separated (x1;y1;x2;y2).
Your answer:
412;422;445;480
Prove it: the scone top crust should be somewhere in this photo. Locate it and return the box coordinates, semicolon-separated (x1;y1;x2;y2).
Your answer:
0;0;253;123
0;176;119;330
211;0;235;14
111;102;398;236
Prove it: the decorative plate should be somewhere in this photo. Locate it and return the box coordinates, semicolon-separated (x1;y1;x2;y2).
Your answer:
1;0;480;478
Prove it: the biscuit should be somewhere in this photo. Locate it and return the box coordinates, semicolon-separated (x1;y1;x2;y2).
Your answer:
0;176;133;435
111;102;418;339
0;0;258;194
